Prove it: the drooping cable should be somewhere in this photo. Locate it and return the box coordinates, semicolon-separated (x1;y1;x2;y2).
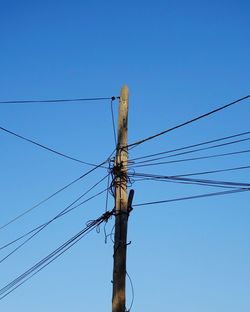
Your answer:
126;270;135;312
0;125;106;167
127;94;250;148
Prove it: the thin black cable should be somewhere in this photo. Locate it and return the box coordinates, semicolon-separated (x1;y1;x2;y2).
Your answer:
131;174;250;190
127;95;250;148
0;158;109;231
0;125;106;167
0;210;114;300
126;270;135;312
171;176;250;188
131;149;250;168
0;175;109;262
131;176;242;190
0;224;99;301
129;165;250;180
0;185;108;253
131;172;250;188
110;97;117;147
134;188;250;207
129;131;250;162
0;96;116;104
132;137;250;165
105;173;111;213
170;164;250;178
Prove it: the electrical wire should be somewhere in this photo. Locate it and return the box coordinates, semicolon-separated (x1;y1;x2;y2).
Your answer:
0;125;107;167
0;209;114;301
131;137;250;166
168;164;250;178
129;165;250;180
0;181;108;252
0;174;109;262
131;149;250;168
0;96;117;104
129;130;250;162
127;94;250;148
0;187;108;262
134;188;250;207
110;97;117;147
131;176;243;190
126;270;135;312
0;158;109;231
131;172;250;188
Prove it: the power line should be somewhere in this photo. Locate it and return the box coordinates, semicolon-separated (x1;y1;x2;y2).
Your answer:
110;98;117;147
169;165;250;178
130;165;250;180
0;187;108;253
0;209;114;301
0;96;117;104
129;130;250;162
0;158;109;231
131;172;250;190
126;270;135;312
134;188;250;207
127;94;250;148
131;149;250;168
131;136;250;166
133;177;241;190
0;125;107;167
0;175;109;263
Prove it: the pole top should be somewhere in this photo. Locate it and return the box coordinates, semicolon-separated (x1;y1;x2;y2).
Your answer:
120;85;129;100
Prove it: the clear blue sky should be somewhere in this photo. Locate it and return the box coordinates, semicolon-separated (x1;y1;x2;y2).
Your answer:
0;1;249;311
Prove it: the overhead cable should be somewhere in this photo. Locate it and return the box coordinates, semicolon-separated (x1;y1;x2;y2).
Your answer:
0;187;108;253
169;164;250;178
130;130;250;162
134;188;250;207
132;136;250;165
131;172;250;188
0;175;109;262
131;149;250;168
0;125;106;167
127;94;250;148
0;209;114;301
0;158;109;231
0;96;117;104
110;98;117;147
130;165;250;180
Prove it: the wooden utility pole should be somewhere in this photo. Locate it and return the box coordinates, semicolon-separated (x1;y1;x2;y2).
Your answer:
112;85;129;312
